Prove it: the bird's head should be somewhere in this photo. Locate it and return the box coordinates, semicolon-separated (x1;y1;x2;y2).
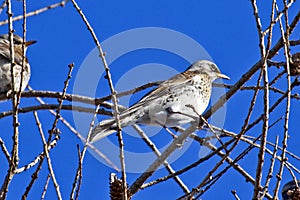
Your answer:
187;60;230;81
0;33;36;52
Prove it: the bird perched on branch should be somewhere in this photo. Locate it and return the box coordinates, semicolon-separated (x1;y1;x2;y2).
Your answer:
0;33;36;94
90;60;229;143
282;180;300;200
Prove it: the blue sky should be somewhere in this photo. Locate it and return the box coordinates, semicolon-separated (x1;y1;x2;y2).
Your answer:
0;0;300;199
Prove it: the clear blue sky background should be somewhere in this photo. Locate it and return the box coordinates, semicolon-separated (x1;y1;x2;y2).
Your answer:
0;0;300;199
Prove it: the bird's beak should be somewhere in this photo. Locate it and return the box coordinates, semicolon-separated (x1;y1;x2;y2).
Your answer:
25;40;37;47
217;73;230;80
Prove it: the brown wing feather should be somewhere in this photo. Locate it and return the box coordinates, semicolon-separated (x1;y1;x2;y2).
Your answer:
119;71;194;117
0;42;25;66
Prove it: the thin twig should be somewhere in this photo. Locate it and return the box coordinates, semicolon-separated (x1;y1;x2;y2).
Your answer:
0;0;19;198
273;2;292;198
269;70;286;86
141;136;236;190
22;64;74;199
231;190;241;200
203;10;300;120
21;128;60;199
261;136;279;199
40;174;51;200
70;104;101;200
0;0;68;26
0;104;112;119
0;0;7;15
213;126;300;173
245;78;299;132
16;134;60;174
189;132;273;199
133;125;190;193
0;137;11;162
22;157;44;199
40;64;74;199
33;111;62;200
16;0;27;106
0;81;161;105
70;1;127;198
285;164;299;189
185;104;228;152
129;121;200;195
262;0;296;35
19;149;43;195
250;0;274;197
48;63;74;142
74;145;83;200
26;86;119;171
212;124;298;163
213;82;300;100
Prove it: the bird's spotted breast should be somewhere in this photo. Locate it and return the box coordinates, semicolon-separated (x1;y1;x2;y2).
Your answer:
160;72;212;120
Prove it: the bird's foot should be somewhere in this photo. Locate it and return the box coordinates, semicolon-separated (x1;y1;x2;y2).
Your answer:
6;90;12;98
164;127;178;139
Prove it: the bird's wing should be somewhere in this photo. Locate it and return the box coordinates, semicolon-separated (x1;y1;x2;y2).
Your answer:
0;43;11;62
120;71;194;116
0;42;24;66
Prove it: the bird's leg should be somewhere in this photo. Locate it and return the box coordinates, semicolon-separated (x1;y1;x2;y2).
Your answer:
154;119;178;139
156;121;183;148
184;104;229;152
170;126;184;132
164;127;178;139
198;115;229;153
6;89;12;98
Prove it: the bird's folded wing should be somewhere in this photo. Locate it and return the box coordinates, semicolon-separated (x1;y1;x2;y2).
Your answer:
0;43;24;66
120;72;192;116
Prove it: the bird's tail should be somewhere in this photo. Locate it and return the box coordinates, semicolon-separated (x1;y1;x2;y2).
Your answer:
89;112;138;143
89;118;118;143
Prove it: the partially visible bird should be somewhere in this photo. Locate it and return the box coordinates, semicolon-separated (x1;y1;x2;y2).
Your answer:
90;60;229;143
0;33;36;94
282;180;300;200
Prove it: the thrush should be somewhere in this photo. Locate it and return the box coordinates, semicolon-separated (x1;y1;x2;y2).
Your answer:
282;180;300;200
0;33;36;94
90;60;229;143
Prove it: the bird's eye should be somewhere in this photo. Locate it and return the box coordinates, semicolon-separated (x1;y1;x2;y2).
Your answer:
210;64;217;72
12;35;24;45
13;39;22;45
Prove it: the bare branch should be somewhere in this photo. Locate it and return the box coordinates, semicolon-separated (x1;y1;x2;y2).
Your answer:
273;1;292;198
0;0;19;197
129;121;200;195
133;125;190;193
0;138;11;162
70;1;127;198
33;111;62;200
0;0;68;26
40;174;51;200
